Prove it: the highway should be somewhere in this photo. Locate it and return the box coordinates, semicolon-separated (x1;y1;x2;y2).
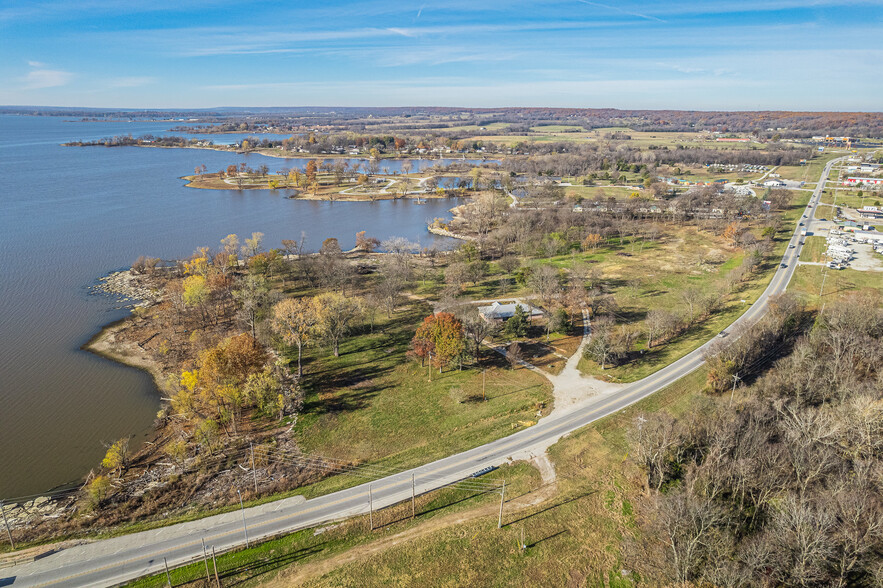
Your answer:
3;157;842;588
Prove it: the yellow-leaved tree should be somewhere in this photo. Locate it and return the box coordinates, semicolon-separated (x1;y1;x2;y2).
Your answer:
182;275;208;307
87;475;111;506
101;438;130;478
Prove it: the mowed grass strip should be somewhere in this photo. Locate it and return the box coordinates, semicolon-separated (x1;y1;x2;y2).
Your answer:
788;265;883;309
799;236;827;262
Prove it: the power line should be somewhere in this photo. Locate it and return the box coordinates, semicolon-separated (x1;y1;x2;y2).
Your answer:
254;447;501;493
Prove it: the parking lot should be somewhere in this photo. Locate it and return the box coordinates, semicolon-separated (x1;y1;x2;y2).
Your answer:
849;241;883;271
801;222;883;272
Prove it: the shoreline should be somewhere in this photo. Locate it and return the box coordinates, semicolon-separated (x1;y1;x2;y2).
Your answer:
69;142;501;163
82;317;170;399
83;269;170;399
180;176;460;201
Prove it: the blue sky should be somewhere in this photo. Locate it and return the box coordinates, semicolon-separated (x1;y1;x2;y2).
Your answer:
1;0;881;110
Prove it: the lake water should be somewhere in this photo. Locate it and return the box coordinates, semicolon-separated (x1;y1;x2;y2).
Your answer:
0;116;464;498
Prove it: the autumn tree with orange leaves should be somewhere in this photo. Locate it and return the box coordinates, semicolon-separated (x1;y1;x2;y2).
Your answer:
305;159;318;185
412;312;466;373
723;221;743;246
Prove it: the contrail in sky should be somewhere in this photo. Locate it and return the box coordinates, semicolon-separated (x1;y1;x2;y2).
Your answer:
576;0;667;22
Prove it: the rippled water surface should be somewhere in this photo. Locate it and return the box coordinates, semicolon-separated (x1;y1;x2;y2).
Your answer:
0;116;460;497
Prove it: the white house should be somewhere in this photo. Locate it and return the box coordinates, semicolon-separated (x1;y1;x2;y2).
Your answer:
478;301;543;323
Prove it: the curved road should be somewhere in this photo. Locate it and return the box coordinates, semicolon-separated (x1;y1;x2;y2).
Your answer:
4;157;841;587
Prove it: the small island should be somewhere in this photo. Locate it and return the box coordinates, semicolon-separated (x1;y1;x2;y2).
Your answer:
181;160;499;202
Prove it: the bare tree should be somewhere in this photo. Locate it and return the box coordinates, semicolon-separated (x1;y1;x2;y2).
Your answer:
584;315;615;370
458;308;498;361
529;265;562;307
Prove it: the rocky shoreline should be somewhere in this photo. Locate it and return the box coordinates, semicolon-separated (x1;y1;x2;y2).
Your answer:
0;495;76;532
90;269;162;309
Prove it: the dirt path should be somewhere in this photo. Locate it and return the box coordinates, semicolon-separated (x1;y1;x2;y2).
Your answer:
545;307;624;417
264;476;558;587
409;291;625;416
480;305;624;416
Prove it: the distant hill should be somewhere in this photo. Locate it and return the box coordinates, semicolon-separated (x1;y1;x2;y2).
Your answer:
3;105;882;137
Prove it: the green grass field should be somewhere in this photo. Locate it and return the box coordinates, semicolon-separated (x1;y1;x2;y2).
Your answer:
529;125;585;132
821;190;883;209
443;122;512;133
799;235;827;262
814;202;839;221
282;298;551;499
788;265;883;308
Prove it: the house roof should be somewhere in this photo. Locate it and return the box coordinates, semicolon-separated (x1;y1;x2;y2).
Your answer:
478;301;543;320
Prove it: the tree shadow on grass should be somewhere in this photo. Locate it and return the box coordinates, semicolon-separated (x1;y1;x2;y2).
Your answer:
301;371;391;415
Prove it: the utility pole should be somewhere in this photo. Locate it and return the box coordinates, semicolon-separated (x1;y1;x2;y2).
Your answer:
163;557;172;587
0;500;14;550
520;526;526;551
212;546;221;587
729;373;740;406
819;255;830;314
498;480;505;529
369;483;374;530
411;474;416;519
250;442;258;494
236;489;250;548
201;538;211;583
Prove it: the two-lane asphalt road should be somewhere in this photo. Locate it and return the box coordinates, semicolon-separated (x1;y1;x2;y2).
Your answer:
4;157;843;588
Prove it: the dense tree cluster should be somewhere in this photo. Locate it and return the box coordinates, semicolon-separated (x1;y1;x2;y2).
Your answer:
627;292;883;587
501;143;810;177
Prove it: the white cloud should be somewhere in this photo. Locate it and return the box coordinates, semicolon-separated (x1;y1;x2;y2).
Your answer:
23;63;74;89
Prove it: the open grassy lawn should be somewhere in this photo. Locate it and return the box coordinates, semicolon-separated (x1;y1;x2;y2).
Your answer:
799;235;827;262
286;299;552;500
524;227;742;384
529;125;586;132
550;192;807;383
466;133;593;145
821;190;883;210
563;185;643;200
444;122;512;133
788;265;883;309
776;153;840;183
814;202;836;220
